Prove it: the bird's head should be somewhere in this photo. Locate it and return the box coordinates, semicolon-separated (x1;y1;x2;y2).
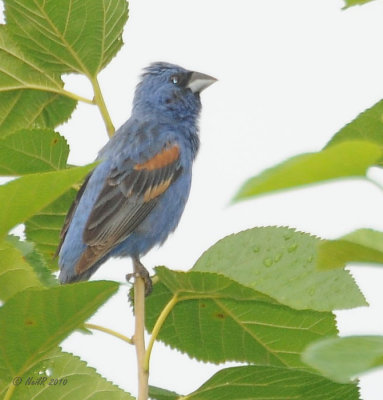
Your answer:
133;62;217;123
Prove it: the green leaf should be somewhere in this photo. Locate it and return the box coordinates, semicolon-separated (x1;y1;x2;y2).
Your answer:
343;0;377;8
0;281;119;385
0;164;94;239
6;235;57;287
341;228;383;252
25;188;77;270
0;239;43;302
193;227;366;311
318;229;383;270
233;141;382;201
0;90;76;138
149;386;180;400
0;129;69;175
183;365;360;400
325;100;383;151
0;26;71;94
0;348;134;400
146;268;337;367
5;0;129;76
155;266;274;302
303;335;383;383
0;25;77;139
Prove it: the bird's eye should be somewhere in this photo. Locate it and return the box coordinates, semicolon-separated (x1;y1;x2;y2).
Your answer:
170;75;179;85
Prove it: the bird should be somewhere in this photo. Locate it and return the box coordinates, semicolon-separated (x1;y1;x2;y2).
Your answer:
57;62;217;294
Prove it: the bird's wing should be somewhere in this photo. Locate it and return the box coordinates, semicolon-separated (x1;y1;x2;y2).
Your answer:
75;143;183;275
55;172;93;257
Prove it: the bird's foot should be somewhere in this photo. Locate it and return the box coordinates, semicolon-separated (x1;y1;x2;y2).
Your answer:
126;258;152;296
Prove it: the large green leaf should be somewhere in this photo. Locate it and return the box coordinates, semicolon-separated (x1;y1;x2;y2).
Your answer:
193;227;366;311
343;0;377;8
0;90;76;138
318;229;383;270
342;228;383;252
303;335;383;383
0;26;76;137
0;281;119;388
0;239;43;302
146;268;337;367
233;100;383;202
325;100;383;150
5;0;129;76
149;386;180;400
155;266;274;302
0;348;134;400
0;129;69;175
183;365;360;400
25;188;77;270
7;235;57;287
233;141;381;201
0;164;94;239
0;26;69;94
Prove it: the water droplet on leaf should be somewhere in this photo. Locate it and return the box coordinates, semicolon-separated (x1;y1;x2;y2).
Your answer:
288;243;298;253
263;258;273;267
283;232;292;241
274;253;282;262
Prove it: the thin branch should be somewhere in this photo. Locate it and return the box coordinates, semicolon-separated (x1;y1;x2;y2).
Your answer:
134;275;149;400
3;382;16;400
90;76;115;137
1;86;95;105
144;294;178;373
84;323;133;345
59;89;94;104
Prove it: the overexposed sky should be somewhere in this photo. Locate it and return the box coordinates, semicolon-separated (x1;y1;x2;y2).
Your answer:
4;0;383;398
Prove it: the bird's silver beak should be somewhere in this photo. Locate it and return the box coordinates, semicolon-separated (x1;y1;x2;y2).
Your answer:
187;71;217;93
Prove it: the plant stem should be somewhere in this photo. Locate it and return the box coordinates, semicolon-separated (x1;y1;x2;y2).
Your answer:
84;323;133;345
90;76;115;137
4;382;16;400
144;294;178;373
25;85;94;105
134;275;148;400
60;89;94;105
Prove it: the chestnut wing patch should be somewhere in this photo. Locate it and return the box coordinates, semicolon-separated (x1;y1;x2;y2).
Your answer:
134;145;180;170
75;144;182;275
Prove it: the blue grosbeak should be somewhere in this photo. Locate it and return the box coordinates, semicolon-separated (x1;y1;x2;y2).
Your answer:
57;62;216;293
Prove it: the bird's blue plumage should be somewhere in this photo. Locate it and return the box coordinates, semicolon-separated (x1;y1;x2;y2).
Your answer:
58;62;216;284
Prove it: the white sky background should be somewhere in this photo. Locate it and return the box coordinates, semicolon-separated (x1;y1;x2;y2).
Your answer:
4;0;383;398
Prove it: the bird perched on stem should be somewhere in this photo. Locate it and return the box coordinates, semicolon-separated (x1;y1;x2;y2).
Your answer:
57;62;217;294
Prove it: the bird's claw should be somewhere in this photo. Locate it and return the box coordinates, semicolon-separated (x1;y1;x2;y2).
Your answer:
126;259;152;296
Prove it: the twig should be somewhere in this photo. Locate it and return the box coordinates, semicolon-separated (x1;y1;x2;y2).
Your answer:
3;382;16;400
90;76;115;137
84;323;133;345
22;85;94;105
134;275;149;400
60;89;94;104
144;294;178;372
